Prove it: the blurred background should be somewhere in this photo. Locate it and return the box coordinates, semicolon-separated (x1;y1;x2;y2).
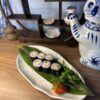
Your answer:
0;0;85;35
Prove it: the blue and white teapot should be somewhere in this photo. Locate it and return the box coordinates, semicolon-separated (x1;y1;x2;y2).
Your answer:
65;0;100;71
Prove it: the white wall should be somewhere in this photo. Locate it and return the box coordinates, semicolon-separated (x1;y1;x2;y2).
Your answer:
9;0;85;30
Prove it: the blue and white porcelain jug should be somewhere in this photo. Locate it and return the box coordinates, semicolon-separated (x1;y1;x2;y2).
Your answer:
65;0;100;71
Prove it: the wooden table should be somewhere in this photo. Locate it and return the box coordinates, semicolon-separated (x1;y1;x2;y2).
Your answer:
0;38;100;100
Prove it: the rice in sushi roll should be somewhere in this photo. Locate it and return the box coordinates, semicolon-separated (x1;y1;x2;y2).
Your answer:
42;60;51;72
45;54;54;61
29;51;38;60
37;52;45;60
33;59;42;70
51;63;61;75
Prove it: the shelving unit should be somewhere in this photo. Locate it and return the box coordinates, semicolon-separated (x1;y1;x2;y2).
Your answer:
0;0;85;45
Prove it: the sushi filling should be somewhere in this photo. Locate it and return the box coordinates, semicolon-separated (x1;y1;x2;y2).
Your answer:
30;51;38;58
42;60;51;71
37;52;45;59
51;63;61;74
51;63;61;71
33;59;42;69
45;54;54;61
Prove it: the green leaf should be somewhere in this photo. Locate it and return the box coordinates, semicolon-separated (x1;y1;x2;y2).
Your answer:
19;47;33;67
19;45;60;83
70;82;94;96
19;45;94;96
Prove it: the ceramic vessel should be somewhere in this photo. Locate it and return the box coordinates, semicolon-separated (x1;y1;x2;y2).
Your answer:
65;0;100;71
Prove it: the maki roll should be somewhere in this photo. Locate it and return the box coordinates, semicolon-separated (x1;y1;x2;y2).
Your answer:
33;59;42;70
42;60;51;72
37;52;45;60
45;54;54;61
29;51;38;60
51;63;61;75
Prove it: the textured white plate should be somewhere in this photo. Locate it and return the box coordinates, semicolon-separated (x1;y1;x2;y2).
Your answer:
45;28;61;38
16;45;86;100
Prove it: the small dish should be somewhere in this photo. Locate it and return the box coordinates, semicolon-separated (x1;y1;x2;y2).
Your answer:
43;18;54;25
45;28;61;39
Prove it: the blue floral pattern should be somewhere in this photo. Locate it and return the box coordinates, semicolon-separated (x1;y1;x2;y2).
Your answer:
67;13;77;20
85;21;100;32
96;0;100;6
72;24;80;39
89;56;100;68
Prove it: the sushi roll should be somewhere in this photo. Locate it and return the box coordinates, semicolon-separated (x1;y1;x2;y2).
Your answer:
42;60;51;72
51;63;61;75
37;52;45;60
45;54;54;61
33;59;42;70
29;51;38;60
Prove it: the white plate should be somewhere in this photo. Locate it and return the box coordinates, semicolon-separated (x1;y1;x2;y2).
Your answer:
45;28;61;38
16;45;86;100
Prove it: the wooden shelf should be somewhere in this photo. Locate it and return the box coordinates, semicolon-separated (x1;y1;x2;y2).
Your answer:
7;14;42;20
19;35;77;47
18;30;74;44
17;30;41;38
